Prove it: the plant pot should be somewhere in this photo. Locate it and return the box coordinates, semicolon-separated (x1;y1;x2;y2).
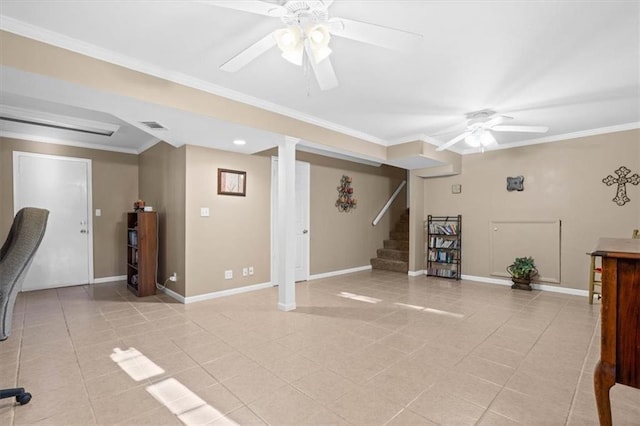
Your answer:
511;277;533;291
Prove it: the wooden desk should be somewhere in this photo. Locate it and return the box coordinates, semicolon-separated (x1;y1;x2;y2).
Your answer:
592;238;640;426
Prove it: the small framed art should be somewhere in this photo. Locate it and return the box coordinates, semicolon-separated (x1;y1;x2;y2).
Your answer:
218;168;246;196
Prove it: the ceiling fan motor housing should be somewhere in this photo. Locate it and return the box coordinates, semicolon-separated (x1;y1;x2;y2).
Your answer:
281;1;329;26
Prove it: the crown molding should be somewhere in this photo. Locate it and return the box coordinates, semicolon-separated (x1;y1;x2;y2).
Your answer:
0;17;386;146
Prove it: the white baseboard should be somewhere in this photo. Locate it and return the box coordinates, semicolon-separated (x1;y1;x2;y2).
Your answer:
93;275;126;284
460;274;588;297
159;285;186;303
530;283;589;297
408;270;425;277
308;265;372;280
278;302;296;311
160;281;274;304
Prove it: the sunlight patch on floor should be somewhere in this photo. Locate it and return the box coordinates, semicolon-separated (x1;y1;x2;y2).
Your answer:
146;378;237;425
110;347;164;381
337;291;382;304
394;302;465;319
112;347;237;425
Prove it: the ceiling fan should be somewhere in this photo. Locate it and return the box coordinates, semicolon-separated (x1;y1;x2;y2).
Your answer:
435;110;549;151
203;0;422;90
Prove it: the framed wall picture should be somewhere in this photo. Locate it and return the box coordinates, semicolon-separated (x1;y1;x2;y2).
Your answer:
218;168;246;196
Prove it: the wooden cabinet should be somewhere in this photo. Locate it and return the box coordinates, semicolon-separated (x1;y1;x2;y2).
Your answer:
592;238;640;426
425;215;462;279
127;211;157;297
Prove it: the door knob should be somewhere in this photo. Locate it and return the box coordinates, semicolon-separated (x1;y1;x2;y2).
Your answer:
303;229;309;234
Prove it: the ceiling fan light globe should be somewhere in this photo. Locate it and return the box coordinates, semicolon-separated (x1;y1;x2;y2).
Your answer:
479;130;496;146
281;32;295;46
275;27;302;52
307;24;331;48
465;133;481;147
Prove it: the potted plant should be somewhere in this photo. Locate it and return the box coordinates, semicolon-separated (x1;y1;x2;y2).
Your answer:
507;256;538;291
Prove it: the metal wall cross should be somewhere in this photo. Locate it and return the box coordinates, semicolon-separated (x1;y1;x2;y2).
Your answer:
602;166;640;206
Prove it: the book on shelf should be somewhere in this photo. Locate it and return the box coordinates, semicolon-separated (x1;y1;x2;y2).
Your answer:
128;230;138;246
429;237;459;249
427;268;458;278
427;222;458;235
428;250;458;263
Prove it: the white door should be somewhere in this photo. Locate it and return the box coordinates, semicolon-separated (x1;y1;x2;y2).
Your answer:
271;158;310;282
294;161;310;281
13;151;93;290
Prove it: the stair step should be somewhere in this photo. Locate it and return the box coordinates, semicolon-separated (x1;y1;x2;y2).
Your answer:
371;258;408;273
394;222;409;232
384;239;409;250
376;248;409;262
389;231;409;240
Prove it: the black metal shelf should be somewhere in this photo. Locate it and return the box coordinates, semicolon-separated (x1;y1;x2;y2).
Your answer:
425;215;462;280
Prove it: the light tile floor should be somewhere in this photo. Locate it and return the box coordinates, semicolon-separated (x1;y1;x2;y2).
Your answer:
1;271;639;425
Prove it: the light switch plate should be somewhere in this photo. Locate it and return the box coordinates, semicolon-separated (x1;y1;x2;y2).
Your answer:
95;209;101;217
200;207;210;217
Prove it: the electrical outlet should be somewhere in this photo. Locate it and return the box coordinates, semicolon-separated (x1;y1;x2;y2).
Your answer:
224;270;233;279
248;266;254;275
200;207;210;217
242;267;248;277
169;272;177;282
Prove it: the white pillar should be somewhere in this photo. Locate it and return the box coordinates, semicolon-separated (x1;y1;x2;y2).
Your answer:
277;136;298;311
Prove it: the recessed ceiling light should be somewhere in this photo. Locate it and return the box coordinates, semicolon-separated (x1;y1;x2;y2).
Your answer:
233;139;246;146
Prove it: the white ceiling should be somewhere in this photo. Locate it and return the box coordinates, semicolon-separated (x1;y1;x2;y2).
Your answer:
0;1;638;163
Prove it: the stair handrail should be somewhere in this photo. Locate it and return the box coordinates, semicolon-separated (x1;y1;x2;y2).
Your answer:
372;180;407;226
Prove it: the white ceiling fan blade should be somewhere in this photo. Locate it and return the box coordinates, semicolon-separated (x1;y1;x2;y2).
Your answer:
220;32;276;72
328;17;422;52
492;125;549;133
436;131;471;151
483;115;512;128
304;42;338;91
199;1;286;17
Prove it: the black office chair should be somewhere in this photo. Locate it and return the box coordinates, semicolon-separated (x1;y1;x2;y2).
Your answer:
0;207;49;405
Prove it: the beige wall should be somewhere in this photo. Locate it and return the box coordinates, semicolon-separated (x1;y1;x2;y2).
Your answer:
295;152;407;274
0;137;138;279
423;129;640;290
138;142;186;295
184;145;271;297
179;146;406;297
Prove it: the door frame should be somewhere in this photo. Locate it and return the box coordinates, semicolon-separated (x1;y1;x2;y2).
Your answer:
271;156;310;284
12;150;95;287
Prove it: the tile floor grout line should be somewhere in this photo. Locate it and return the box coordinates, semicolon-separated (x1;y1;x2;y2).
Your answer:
563;313;601;426
57;286;100;426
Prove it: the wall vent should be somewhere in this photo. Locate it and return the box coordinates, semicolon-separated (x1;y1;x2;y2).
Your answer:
141;121;168;130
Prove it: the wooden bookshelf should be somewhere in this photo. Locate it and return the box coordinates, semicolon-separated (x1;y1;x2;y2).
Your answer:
127;211;157;297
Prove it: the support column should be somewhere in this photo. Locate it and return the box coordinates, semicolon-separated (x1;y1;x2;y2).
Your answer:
277;136;298;311
408;170;425;273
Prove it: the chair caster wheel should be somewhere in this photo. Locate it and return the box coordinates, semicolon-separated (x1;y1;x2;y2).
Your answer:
17;392;31;405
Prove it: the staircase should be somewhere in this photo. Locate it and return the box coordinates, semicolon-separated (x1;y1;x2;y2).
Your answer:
370;209;409;273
